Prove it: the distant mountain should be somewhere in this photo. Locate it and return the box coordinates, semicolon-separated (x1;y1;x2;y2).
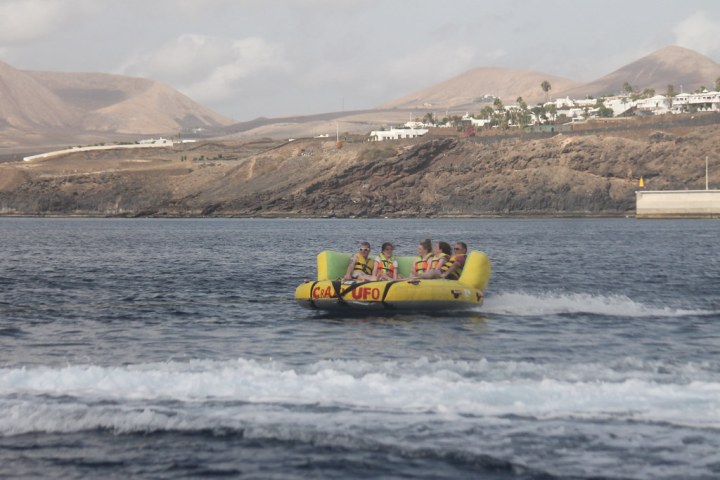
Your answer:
0;60;233;135
0;60;76;129
380;46;720;112
379;67;581;110
555;46;720;99
4;45;719;144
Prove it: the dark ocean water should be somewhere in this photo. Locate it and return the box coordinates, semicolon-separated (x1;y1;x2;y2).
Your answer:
1;217;719;479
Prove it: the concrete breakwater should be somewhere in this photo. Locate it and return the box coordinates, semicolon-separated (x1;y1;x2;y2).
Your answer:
636;190;720;218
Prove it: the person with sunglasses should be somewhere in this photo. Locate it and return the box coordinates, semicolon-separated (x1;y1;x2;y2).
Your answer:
441;242;468;280
343;241;375;282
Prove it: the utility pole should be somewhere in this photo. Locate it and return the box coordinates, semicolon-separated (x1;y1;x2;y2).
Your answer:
706;156;709;191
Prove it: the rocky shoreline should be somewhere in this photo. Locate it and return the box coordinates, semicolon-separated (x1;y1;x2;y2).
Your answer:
1;115;719;218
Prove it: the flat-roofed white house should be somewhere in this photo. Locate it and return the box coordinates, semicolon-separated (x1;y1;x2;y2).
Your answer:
369;127;429;141
461;113;491;128
604;96;636;116
636;95;672;115
671;91;720;113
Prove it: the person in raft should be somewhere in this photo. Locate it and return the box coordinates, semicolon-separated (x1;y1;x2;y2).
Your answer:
414;241;452;279
411;238;435;278
343;241;375;281
372;242;402;281
440;242;468;280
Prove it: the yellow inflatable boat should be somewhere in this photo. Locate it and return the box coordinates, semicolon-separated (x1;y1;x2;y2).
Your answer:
295;250;491;311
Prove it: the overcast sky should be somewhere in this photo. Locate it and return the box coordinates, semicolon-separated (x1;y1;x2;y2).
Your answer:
1;0;719;121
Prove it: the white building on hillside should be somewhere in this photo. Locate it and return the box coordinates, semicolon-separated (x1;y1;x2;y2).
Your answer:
462;112;491;128
552;97;575;108
369;127;429;141
139;137;173;145
404;120;435;129
636;95;672;114
603;96;635;116
671;91;720;113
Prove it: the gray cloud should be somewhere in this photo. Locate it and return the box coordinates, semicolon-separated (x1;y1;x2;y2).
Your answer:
673;11;720;55
119;34;292;105
0;0;95;44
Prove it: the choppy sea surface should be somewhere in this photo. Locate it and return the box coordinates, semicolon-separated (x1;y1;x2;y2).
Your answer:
1;217;719;479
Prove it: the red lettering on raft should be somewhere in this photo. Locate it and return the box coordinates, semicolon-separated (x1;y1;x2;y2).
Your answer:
312;286;335;299
351;286;381;300
312;285;381;300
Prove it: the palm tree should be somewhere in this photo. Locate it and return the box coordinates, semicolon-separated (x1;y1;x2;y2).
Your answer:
422;112;435;125
531;105;546;124
546;104;557;123
480;106;494;120
541;81;551;102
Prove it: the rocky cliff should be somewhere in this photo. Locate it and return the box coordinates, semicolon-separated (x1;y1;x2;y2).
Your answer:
1;116;719;217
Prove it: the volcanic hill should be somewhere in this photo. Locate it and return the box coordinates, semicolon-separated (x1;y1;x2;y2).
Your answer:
0;60;232;142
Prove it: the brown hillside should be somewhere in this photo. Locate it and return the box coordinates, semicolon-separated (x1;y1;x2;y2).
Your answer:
0;61;77;129
2;115;718;217
379;67;580;110
557;46;720;99
77;81;233;134
28;71;158;112
0;62;233;139
29;71;234;134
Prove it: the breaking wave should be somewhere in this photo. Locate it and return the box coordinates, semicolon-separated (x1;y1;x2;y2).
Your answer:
2;357;720;436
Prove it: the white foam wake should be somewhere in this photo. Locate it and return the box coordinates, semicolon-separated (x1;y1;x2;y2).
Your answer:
2;357;720;436
481;291;712;317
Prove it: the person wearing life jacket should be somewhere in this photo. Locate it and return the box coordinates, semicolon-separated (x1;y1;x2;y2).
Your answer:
418;241;452;279
372;242;402;281
343;241;375;281
411;238;434;278
441;242;467;280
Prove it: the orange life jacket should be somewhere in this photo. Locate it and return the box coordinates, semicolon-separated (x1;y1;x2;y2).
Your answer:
376;253;396;277
430;253;450;270
413;253;433;274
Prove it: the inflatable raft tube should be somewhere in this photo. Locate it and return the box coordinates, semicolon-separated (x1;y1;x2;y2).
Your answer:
295;250;491;311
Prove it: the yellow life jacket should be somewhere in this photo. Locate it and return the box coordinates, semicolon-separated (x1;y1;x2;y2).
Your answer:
442;253;466;280
430;253;450;270
413;254;433;274
353;255;374;275
376;253;396;277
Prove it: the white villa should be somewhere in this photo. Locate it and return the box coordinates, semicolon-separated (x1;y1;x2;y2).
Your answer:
635;95;673;115
462;113;491;128
369;127;429;141
670;91;720;113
